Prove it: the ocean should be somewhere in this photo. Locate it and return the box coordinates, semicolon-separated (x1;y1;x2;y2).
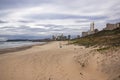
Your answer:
0;41;46;49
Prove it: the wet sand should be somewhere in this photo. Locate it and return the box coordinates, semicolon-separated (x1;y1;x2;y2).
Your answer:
0;42;47;54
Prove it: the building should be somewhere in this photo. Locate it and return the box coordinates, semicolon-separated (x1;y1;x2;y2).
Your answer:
82;32;88;37
52;34;68;41
82;22;98;37
116;22;120;28
90;22;94;32
104;22;120;30
89;22;96;35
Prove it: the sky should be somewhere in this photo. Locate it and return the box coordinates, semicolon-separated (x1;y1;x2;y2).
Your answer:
0;0;120;40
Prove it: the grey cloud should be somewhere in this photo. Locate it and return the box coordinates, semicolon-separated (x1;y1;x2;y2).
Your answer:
0;26;51;39
38;22;91;27
107;18;120;23
0;24;87;37
36;24;63;29
0;26;43;35
0;0;120;39
0;34;50;39
1;26;48;32
0;0;52;9
36;24;88;35
0;20;8;23
0;11;9;17
75;20;90;23
18;20;34;23
26;13;108;20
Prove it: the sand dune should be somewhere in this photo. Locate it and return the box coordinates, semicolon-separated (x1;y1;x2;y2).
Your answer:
0;41;120;80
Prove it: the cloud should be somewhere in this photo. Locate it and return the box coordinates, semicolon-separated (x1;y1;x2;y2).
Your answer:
18;20;34;23
25;13;108;20
0;24;86;39
0;0;120;39
0;20;8;23
0;0;53;10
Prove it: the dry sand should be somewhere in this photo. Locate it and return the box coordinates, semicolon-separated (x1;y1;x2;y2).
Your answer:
0;41;120;80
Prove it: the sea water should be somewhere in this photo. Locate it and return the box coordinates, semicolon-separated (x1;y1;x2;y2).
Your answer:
0;41;45;49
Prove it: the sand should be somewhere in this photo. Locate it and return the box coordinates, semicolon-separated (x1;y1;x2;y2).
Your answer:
0;41;120;80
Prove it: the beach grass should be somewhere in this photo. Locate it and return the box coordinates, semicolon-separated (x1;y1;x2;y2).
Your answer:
72;28;120;48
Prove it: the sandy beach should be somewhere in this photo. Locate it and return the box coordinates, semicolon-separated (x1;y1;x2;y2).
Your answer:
0;41;120;80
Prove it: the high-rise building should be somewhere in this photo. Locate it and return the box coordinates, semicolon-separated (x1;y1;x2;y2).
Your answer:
82;22;98;37
90;22;94;32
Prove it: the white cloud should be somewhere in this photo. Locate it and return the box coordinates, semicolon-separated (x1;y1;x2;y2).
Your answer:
0;0;120;38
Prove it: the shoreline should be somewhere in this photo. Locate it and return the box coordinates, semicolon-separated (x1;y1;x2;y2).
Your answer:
0;42;49;54
0;41;119;80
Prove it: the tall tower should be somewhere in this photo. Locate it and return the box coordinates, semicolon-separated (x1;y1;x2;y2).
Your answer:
90;22;94;32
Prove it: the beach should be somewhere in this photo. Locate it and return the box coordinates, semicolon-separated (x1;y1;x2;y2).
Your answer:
0;42;47;54
0;41;120;80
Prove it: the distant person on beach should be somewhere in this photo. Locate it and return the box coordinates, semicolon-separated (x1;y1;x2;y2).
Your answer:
59;42;62;48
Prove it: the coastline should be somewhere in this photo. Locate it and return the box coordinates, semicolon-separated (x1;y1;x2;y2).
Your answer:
0;42;48;54
0;41;119;80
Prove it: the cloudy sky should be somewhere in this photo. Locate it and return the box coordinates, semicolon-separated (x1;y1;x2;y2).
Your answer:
0;0;120;39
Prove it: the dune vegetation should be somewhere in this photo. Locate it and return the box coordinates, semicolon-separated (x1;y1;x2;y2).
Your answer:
72;28;120;51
